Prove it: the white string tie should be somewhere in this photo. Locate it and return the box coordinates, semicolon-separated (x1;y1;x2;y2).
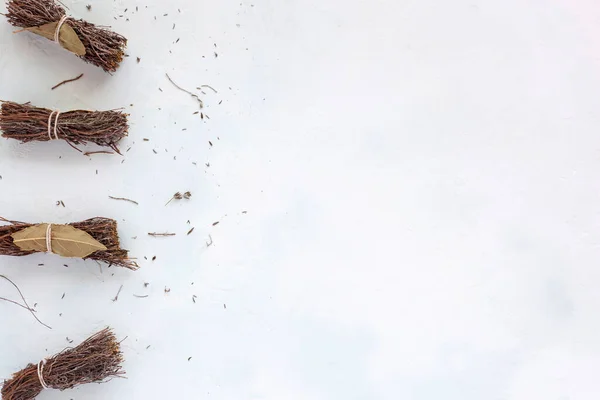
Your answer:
37;358;50;389
54;15;69;43
45;224;53;253
47;111;61;140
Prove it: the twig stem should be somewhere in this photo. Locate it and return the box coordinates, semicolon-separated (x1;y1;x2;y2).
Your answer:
0;275;51;329
51;73;84;90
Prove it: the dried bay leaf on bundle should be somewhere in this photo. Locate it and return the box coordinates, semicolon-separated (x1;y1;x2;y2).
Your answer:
11;224;107;258
25;21;86;56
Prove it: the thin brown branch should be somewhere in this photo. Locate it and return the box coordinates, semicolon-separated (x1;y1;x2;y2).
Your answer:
0;275;51;329
112;285;123;302
0;296;35;312
166;73;204;109
198;84;217;93
108;196;138;205
51;73;84;90
84;151;115;156
148;232;176;237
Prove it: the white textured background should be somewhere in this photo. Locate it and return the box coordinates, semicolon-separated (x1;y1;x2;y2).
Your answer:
1;0;600;399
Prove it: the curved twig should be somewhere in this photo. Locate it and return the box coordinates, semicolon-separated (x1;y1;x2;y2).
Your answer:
0;275;51;329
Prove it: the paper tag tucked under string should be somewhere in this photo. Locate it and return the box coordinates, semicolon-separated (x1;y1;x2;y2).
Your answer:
22;17;86;56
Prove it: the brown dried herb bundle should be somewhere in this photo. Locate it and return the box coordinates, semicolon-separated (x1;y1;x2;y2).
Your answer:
1;328;125;400
0;217;137;270
5;0;127;72
0;101;128;153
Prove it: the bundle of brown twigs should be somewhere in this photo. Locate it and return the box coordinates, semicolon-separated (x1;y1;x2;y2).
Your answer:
5;0;127;72
0;101;128;153
0;217;137;270
1;328;125;400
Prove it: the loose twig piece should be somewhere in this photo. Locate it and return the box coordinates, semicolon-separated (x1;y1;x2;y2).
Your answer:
166;74;203;109
84;151;115;156
0;275;51;329
1;328;125;399
112;285;123;302
199;84;217;93
148;232;176;237
165;191;191;205
51;73;84;90
108;196;138;205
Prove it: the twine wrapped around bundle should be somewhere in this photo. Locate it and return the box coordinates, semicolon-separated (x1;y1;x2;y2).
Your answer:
0;101;128;153
0;217;138;270
1;328;125;400
5;0;128;72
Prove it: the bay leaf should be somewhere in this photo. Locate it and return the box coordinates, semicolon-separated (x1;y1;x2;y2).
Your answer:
11;224;107;258
25;21;86;56
11;224;48;253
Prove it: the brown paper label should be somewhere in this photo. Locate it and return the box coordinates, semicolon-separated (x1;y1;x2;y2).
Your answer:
11;224;107;258
25;21;86;56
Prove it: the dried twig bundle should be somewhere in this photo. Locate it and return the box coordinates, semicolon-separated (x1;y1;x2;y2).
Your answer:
0;217;137;270
5;0;127;72
1;328;125;400
0;101;128;153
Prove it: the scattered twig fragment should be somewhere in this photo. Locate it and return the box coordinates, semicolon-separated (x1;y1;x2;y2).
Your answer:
133;294;148;298
183;191;192;199
187;227;195;235
165;192;182;206
84;151;115;156
206;234;213;247
165;73;203;109
109;196;139;205
51;73;84;90
86;4;91;10
112;285;123;302
0;275;51;329
212;221;220;226
192;295;197;303
164;287;171;293
199;85;217;93
56;200;65;207
148;232;176;237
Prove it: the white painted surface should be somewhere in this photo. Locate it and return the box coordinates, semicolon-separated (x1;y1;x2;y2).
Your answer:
1;0;600;398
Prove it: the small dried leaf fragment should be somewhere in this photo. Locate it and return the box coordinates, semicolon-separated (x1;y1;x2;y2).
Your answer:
25;21;86;56
11;224;107;258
